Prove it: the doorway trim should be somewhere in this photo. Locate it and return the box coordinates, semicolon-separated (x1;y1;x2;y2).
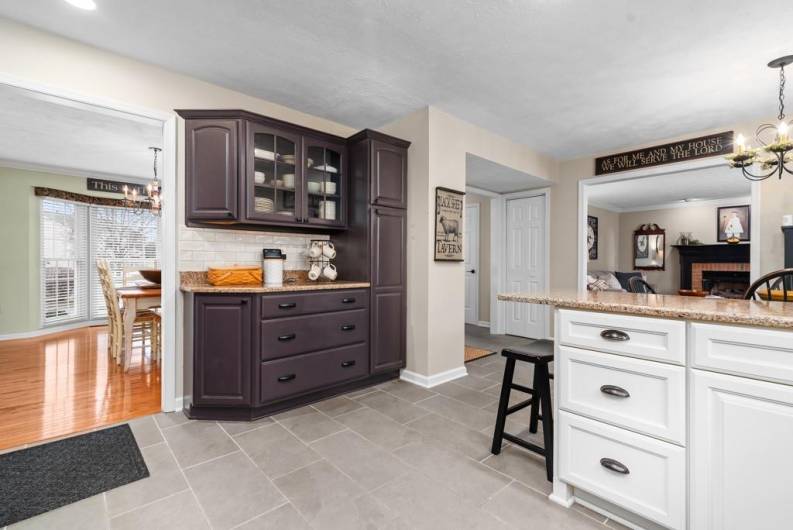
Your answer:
464;202;480;325
493;187;551;339
576;158;761;292
0;73;180;412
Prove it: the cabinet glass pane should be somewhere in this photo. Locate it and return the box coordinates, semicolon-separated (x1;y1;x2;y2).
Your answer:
253;133;296;217
306;145;341;222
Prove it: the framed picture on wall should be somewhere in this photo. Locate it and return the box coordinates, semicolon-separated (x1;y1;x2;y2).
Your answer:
717;204;750;243
434;187;465;261
587;215;598;260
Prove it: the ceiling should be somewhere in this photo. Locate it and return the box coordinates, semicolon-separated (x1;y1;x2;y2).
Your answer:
587;165;751;212
466;153;550;193
0;84;162;179
1;1;791;159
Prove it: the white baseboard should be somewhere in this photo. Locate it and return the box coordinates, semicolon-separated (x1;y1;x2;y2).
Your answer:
476;321;491;328
400;366;468;388
548;493;576;508
0;319;106;341
170;395;186;413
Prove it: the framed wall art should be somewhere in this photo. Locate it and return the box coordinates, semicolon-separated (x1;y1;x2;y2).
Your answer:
434;187;465;261
587;215;598;260
717;204;750;244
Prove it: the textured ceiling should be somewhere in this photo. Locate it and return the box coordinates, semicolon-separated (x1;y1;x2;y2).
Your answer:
466;153;550;193
588;165;751;211
1;1;791;158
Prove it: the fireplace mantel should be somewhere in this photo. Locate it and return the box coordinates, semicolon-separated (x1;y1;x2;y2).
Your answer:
673;244;750;290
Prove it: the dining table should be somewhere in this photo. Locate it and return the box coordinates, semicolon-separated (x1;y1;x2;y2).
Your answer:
116;285;162;371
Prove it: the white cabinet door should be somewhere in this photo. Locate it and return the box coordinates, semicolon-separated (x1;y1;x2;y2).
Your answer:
691;369;793;530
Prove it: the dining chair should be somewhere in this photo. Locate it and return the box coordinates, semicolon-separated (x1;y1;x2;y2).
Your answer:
628;276;656;294
744;268;793;302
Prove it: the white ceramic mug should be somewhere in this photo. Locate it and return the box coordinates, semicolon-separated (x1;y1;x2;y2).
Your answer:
308;242;323;258
307;263;322;281
322;263;338;281
322;241;336;259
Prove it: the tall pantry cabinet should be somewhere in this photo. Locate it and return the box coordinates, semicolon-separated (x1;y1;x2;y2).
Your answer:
336;130;410;374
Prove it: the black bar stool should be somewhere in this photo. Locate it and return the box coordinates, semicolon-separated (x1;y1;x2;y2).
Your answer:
490;340;554;482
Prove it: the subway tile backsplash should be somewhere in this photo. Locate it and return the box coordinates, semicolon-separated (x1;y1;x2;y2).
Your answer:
179;226;329;271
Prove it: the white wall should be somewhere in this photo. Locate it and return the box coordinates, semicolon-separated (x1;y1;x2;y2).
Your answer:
587;205;620;272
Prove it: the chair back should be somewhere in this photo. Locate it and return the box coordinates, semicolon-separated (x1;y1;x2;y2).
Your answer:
744;268;793;302
628;276;656;294
96;259;122;323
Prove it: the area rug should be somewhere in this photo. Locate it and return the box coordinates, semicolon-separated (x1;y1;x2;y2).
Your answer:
465;345;495;362
0;424;149;526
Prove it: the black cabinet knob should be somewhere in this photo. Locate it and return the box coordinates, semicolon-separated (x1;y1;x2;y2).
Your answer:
277;374;296;382
600;385;630;398
600;329;630;342
278;302;297;309
278;333;296;342
340;324;356;331
341;360;356;368
600;458;630;475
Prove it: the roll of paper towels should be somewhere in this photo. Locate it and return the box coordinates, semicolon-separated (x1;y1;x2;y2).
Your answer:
784;214;793;227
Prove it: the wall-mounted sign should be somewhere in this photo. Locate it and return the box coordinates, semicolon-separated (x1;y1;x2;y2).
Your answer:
595;131;734;175
87;177;146;195
434;186;465;261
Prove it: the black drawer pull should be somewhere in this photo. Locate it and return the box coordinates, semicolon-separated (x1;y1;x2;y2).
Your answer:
277;374;296;382
600;329;630;342
600;385;630;398
278;333;296;342
341;360;356;368
342;297;356;304
600;458;630;475
340;324;356;331
278;302;297;309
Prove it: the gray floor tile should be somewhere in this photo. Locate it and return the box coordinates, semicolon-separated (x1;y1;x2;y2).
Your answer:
218;415;273;436
432;381;497;408
110;490;210;530
235;503;309;529
355;390;430;424
235;423;321;478
309;494;399;530
9;494;107;530
417;394;496;431
484;481;603;529
345;386;381;399
453;374;500;392
311;395;363;417
160;420;238;469
185;451;285;529
127;416;164;448
153;411;189;429
482;444;552;495
378;379;437;403
106;442;188;517
274;406;346;443
274;460;364;524
311;430;406;490
394;439;511;505
406;413;494;461
334;407;423;451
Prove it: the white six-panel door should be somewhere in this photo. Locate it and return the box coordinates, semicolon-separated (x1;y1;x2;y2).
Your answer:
464;203;479;325
505;195;546;338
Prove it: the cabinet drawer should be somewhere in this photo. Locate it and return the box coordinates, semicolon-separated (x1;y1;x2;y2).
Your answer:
259;289;367;319
559;412;686;530
259;309;367;361
259;343;368;404
558;309;685;365
691;322;793;385
558;346;686;444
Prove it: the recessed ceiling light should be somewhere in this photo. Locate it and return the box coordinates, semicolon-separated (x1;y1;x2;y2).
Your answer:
64;0;97;10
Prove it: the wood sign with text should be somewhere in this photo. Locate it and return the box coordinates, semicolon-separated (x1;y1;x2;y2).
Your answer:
595;131;733;175
87;177;146;195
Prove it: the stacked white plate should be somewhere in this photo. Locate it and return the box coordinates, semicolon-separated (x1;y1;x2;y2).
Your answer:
280;154;296;165
254;148;275;160
255;197;274;212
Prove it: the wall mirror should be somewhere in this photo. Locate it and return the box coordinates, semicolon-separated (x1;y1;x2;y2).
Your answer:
633;223;665;270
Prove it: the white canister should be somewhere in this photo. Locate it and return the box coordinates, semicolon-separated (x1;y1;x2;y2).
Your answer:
319;200;337;220
783;214;793;227
262;248;286;287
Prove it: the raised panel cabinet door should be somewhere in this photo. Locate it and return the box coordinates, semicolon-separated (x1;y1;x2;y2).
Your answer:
185;119;240;221
370;140;407;208
371;290;405;373
691;369;793;530
371;207;406;289
193;295;252;406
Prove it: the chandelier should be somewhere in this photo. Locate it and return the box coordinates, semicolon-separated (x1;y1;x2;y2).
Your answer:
123;147;162;215
726;55;793;181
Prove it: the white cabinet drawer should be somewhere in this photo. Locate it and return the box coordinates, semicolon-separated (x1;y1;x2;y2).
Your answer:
691;322;793;385
558;309;685;365
559;411;686;530
558;346;686;444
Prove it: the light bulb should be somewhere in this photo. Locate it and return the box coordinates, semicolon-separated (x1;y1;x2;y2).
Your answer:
778;121;790;143
735;134;745;154
64;0;97;10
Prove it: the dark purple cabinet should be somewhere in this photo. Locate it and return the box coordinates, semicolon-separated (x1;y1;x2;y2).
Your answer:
193;294;252;406
184;119;240;221
371;139;408;209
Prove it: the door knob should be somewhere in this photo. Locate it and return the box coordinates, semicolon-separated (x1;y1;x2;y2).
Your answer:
467;269;476;274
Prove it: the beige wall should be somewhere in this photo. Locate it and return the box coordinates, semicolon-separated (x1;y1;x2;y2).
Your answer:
587;205;620;272
466;193;491;323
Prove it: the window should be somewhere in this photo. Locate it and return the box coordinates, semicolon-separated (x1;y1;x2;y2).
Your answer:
39;198;160;326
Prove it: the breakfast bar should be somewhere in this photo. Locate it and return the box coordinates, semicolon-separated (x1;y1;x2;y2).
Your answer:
497;290;793;530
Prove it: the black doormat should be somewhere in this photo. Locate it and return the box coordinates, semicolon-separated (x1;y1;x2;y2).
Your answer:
0;424;149;526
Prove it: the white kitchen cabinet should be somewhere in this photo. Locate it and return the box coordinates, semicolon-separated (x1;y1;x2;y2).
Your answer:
690;369;793;530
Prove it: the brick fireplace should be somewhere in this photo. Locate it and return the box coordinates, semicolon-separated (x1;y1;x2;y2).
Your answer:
674;244;750;295
691;262;751;291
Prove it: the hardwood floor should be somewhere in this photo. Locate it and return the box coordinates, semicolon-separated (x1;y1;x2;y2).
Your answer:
0;326;160;451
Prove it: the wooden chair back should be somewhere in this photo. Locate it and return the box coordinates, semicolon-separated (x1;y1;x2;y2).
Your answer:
744;268;793;302
628;276;656;294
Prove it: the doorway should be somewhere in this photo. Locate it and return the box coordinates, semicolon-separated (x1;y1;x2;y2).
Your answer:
464;203;480;324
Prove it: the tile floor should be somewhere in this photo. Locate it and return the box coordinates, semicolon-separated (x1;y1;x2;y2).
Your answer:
6;354;629;530
464;324;530;353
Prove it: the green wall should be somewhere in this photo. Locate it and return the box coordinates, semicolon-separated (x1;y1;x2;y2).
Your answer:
0;166;120;335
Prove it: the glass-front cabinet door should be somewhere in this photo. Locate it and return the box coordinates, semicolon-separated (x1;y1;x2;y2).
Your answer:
245;123;302;224
303;139;345;227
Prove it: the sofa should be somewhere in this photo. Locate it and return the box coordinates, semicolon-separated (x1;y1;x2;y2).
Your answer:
587;270;647;292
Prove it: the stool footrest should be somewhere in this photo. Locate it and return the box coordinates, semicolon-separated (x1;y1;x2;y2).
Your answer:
502;433;546;456
506;398;534;415
510;383;535;395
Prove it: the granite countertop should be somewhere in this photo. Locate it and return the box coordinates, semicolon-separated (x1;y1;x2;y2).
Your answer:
180;271;370;293
497;290;793;329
